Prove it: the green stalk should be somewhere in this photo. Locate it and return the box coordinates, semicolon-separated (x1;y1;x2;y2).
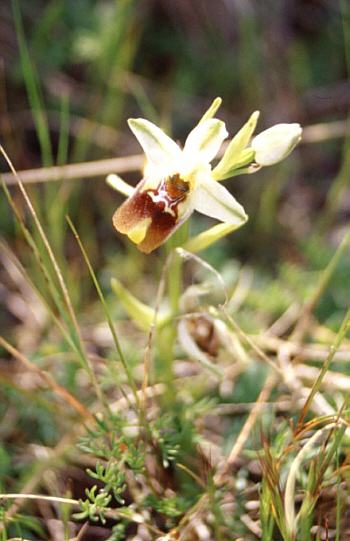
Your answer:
160;222;189;395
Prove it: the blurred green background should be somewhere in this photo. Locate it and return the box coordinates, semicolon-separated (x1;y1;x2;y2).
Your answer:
1;0;348;240
1;0;349;340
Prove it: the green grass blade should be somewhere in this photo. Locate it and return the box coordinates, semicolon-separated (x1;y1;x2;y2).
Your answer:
295;309;350;431
66;216;140;411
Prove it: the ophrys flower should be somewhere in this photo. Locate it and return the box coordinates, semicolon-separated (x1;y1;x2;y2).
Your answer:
112;116;248;253
112;100;302;253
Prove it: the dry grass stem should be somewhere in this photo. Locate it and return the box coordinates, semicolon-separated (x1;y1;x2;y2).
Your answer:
1;154;143;185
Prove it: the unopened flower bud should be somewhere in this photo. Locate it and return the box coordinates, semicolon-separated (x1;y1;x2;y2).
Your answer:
251;123;302;166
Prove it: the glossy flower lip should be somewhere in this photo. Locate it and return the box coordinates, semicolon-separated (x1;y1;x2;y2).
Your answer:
113;117;248;253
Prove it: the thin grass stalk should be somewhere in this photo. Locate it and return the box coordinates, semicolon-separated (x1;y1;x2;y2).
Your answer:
162;254;182;394
98;0;140;128
220;306;284;376
295;308;350;432
0;185;102;375
260;477;275;541
126;74;159;125
0;147;77;335
313;396;348;482
150;225;191;397
141;247;171;412
66;216;139;413
30;1;64;60
1;155;143;186
285;420;347;540
11;0;55;280
335;446;341;541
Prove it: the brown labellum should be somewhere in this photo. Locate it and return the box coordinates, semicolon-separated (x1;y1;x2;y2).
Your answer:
113;175;191;253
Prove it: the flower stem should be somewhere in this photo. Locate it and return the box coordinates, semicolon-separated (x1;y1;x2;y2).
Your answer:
161;221;189;395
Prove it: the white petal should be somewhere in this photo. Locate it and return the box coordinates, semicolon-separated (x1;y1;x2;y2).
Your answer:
128;118;182;170
193;175;247;225
183;119;228;167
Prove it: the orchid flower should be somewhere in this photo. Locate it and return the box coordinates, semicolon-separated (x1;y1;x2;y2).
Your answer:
111;99;302;253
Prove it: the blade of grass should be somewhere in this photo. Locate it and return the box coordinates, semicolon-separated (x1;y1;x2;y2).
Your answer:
97;0;140;129
66;216;140;412
125;73;160;125
313;395;348;481
335;444;341;541
296;420;347;539
220;305;284;376
295;308;350;433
